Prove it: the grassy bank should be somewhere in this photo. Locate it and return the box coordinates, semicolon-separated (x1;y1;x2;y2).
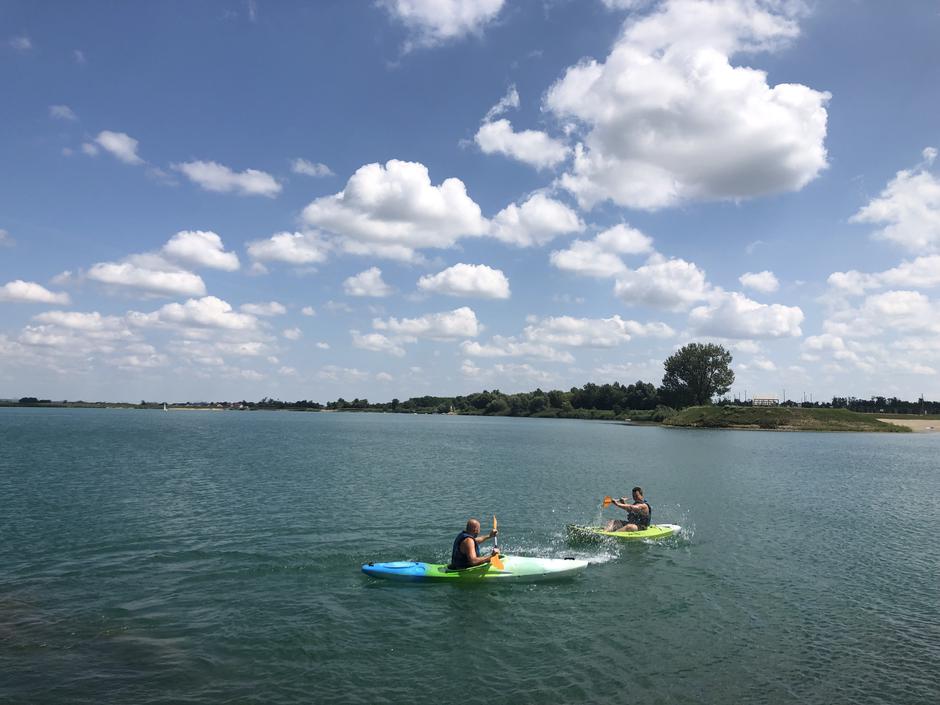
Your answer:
662;405;911;432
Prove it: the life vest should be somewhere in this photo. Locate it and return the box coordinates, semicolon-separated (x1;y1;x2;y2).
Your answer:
628;500;651;528
450;531;478;569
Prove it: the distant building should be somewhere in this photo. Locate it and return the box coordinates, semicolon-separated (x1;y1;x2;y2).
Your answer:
752;395;779;407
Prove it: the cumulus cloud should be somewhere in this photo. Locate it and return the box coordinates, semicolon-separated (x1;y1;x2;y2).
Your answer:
373;306;481;340
8;36;32;51
351;330;406;356
302;160;488;260
128;296;258;331
417;263;510;299
162;230;240;271
850;148;940;253
283;327;302;340
614;254;712;310
0;228;12;246
379;0;505;50
524;314;674;347
0;280;71;305
739;270;779;293
490;192;583;247
474;119;570;170
291;158;333;177
240;301;287;316
344;267;395;297
246;231;330;265
87;261;206;297
174;160;281;197
92;130;143;165
32;310;125;333
825;290;940;338
302;306;316;316
551;223;653;277
828;255;940;295
689;291;803;338
460;337;574;363
545;0;829;209
49;105;77;121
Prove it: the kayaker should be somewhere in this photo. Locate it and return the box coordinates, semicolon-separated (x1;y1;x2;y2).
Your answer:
447;518;499;569
604;486;651;531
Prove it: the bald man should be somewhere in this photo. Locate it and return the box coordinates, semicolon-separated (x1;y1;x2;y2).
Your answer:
447;518;499;570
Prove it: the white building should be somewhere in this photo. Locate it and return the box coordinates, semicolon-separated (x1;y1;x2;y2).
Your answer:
752;395;779;407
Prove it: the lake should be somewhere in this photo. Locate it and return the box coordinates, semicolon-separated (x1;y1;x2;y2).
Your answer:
1;408;938;704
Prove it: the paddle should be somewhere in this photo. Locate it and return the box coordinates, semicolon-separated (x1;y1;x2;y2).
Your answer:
603;495;613;508
490;515;505;570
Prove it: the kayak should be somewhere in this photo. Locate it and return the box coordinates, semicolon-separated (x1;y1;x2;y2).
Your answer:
362;555;589;583
566;523;681;541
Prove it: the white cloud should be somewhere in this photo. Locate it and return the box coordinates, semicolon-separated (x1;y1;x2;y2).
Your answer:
484;85;520;122
301;306;316;316
417;263;510;299
373;306;481;340
129;296;258;331
49;105;77;121
379;0;505;50
474;119;570;170
490;192;583;247
0;228;12;246
246;231;330;265
460;337;574;363
344;267;395;297
73;49;86;64
551;223;653;278
315;341;330;349
850;148;940;253
828;255;940;295
8;36;32;51
376;372;394;382
0;280;71;305
614;254;712;310
162;230;240;271
351;330;406;356
545;0;829;209
32;310;125;333
283;327;302;340
302;160;488;259
174;160;281;197
92;130;143;165
81;142;99;156
291;158;333;177
87;262;206;297
523;314;674;348
318;365;370;382
739;270;780;293
240;301;287;316
689;291;803;338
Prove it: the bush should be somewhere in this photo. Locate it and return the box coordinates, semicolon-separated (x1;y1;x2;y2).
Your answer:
651;405;677;422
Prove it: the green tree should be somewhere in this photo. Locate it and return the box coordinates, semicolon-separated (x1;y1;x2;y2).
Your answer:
660;343;734;408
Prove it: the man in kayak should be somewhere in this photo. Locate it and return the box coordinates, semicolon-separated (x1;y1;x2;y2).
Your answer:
605;486;651;531
448;518;499;569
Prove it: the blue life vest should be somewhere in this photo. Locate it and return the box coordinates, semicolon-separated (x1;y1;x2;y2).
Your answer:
450;531;478;569
628;500;651;528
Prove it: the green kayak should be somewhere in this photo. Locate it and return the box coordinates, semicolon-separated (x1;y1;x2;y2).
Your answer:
566;523;681;541
362;555;589;583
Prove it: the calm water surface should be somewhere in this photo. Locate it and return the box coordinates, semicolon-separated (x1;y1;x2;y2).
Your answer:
1;408;938;704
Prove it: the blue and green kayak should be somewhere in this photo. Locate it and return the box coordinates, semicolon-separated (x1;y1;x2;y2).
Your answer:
362;555;589;583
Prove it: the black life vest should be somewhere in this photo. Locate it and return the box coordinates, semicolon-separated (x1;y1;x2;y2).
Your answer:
628;500;651;528
450;531;478;569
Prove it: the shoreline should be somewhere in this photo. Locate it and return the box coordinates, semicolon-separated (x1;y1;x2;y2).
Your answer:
877;418;940;432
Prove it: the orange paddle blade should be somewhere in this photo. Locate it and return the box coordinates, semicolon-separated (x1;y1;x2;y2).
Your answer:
490;515;504;569
603;495;613;508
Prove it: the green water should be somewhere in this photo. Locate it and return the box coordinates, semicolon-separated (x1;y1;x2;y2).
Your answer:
1;408;938;704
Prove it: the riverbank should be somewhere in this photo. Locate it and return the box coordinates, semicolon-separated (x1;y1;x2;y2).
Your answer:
663;406;910;432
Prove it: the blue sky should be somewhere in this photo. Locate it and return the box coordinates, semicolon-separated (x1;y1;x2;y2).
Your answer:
2;0;939;403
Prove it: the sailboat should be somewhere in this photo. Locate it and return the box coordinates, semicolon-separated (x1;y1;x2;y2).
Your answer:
163;403;168;412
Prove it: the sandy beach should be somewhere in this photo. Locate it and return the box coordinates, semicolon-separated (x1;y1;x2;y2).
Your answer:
877;418;940;432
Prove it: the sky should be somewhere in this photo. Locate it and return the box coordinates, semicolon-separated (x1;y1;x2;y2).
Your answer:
1;0;939;404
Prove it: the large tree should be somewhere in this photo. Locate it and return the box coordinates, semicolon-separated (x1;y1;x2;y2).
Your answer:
660;343;734;408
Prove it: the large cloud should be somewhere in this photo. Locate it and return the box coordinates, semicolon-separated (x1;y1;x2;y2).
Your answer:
474;119;570;170
344;267;394;297
246;232;330;265
551;223;653;277
544;0;829;209
417;263;510;299
824;290;940;338
0;280;71;305
379;0;504;50
128;296;259;331
689;291;803;338
90;130;143;165
373;306;481;340
614;254;711;310
850;148;940;253
351;330;406;356
523;314;674;347
302;160;488;260
490;192;583;247
162;230;240;271
739;270;779;293
460;337;574;363
174;160;281;197
87;261;207;297
828;255;940;295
